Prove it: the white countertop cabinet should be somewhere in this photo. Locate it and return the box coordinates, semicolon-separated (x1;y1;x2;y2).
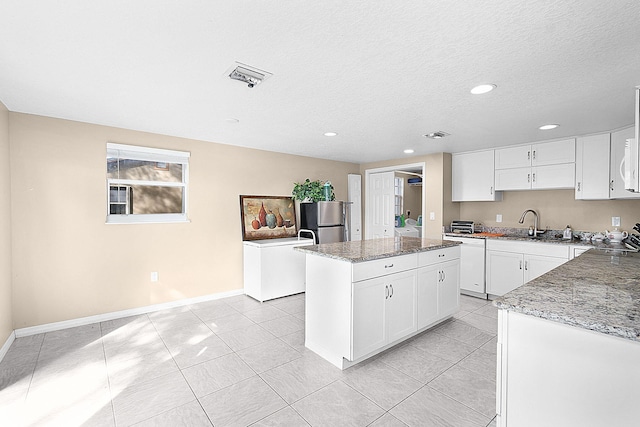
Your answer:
243;237;315;302
486;240;569;297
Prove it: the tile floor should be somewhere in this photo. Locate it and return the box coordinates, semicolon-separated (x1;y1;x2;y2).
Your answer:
0;293;498;427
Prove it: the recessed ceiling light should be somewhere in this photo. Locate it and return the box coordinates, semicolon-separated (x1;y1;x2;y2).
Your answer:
423;131;450;139
470;84;496;95
324;132;338;137
225;118;239;123
539;124;559;130
404;149;414;154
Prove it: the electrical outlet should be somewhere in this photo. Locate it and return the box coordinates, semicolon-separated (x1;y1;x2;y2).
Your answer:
612;216;621;227
151;272;159;282
429;212;435;220
496;214;503;223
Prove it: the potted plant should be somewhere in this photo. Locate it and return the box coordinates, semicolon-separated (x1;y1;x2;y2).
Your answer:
292;179;334;202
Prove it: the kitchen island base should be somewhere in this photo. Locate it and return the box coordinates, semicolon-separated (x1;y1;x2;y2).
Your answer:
302;240;460;370
496;310;640;426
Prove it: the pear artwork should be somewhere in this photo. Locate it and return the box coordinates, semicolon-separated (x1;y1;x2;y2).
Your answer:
275;208;284;227
251;217;260;230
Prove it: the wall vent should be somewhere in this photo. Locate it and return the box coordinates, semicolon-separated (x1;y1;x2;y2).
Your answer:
423;131;450;139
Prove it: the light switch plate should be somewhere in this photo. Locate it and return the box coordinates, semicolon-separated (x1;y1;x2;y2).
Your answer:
429;212;435;220
612;216;621;227
496;214;503;223
151;272;159;282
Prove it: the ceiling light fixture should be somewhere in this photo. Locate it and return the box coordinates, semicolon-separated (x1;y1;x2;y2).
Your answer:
470;84;496;95
539;124;559;130
324;132;338;137
227;62;272;88
423;131;450;139
404;149;414;154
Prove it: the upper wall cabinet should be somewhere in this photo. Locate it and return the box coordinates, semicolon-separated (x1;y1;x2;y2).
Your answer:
575;133;611;200
452;150;502;202
495;139;576;169
494;139;576;191
610;126;640;199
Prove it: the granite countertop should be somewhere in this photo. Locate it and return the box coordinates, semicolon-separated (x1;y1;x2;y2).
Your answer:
443;231;631;251
294;236;460;263
494;250;640;342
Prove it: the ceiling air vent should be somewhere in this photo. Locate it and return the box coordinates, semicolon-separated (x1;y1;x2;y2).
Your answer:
423;131;450;139
227;62;272;88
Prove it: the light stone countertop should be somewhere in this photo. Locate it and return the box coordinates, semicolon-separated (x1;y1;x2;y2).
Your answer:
494;250;640;342
443;231;631;251
294;236;460;263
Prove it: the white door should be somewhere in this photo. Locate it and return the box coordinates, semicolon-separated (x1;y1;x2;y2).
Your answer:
532;163;576;190
494;168;531;191
367;171;395;239
486;250;524;296
495;145;531;169
438;259;460;318
575;134;610;199
352;277;387;360
347;174;362;241
524;255;567;283
417;265;439;329
386;270;417;343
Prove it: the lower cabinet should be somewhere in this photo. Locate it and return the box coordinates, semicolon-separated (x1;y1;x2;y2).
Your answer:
417;259;460;329
486;240;568;296
352;270;416;360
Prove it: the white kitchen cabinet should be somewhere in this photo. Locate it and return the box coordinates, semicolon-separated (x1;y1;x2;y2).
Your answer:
243;237;315;302
494;139;575;191
451;150;502;201
609;126;640;199
352;269;417;360
417;248;460;329
486;240;569;296
575;133;611;200
495;139;576;169
495;163;575;191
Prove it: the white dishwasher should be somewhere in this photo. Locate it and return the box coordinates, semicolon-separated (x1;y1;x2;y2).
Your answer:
443;235;487;298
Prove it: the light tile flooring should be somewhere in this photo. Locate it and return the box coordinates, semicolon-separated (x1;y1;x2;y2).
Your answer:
0;293;498;427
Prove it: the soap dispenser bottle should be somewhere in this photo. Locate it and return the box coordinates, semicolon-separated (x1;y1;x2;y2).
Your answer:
563;225;572;240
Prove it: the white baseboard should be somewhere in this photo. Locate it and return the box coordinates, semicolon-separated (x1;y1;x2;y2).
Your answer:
0;330;16;362
14;288;244;338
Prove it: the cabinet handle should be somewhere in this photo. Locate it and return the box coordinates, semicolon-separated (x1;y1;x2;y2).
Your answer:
519;260;523;270
527;173;531;183
532;173;536;183
577;182;581;191
490;186;494;195
385;285;389;299
389;284;393;298
527;151;530;160
438;253;445;258
442;271;446;281
533;150;536;160
610;180;614;191
384;263;394;268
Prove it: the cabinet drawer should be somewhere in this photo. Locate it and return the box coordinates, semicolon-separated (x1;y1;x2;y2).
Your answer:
352;254;417;283
486;239;569;258
418;246;460;267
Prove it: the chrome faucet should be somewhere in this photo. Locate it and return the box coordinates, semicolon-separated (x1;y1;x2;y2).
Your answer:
518;209;544;237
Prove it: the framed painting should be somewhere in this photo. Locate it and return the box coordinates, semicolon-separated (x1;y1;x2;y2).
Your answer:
239;195;298;241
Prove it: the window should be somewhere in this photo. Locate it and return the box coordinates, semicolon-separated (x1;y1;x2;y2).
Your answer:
106;143;190;224
394;176;404;216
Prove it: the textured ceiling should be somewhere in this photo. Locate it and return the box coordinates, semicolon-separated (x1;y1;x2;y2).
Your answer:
1;1;639;163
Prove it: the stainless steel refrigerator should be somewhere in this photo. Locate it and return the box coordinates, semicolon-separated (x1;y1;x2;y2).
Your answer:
299;201;345;244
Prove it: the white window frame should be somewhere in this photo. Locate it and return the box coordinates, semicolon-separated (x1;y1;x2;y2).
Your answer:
394;176;404;216
106;143;190;224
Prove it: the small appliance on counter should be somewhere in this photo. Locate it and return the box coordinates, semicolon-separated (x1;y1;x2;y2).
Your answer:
299;201;345;244
450;220;479;234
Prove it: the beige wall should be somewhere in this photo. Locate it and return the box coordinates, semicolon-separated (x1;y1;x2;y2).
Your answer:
360;153;459;239
459;189;640;232
9;113;359;328
0;101;12;344
402;181;422;220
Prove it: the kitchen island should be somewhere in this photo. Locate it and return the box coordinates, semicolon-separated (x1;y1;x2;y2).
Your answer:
296;237;461;369
494;249;640;426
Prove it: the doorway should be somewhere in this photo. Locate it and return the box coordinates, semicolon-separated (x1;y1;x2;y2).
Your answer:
364;162;425;239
